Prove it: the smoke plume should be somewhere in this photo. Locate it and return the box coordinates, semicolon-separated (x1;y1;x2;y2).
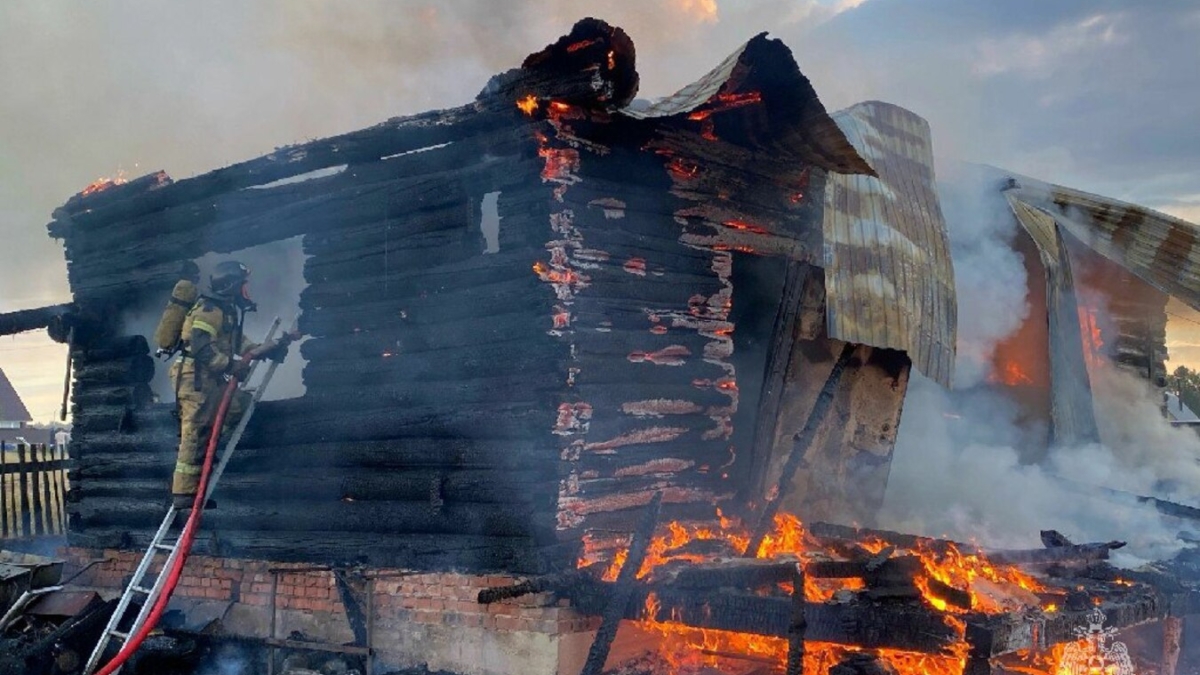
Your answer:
880;164;1200;564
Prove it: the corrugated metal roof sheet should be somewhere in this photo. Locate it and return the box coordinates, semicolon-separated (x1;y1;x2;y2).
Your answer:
1006;195;1100;446
821;101;956;386
1011;184;1200;311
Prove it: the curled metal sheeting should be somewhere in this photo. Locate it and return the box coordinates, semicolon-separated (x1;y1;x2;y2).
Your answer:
1011;184;1200;311
620;33;874;176
822;101;956;386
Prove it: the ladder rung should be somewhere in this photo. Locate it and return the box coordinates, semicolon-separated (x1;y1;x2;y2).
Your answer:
133;585;154;595
153;543;176;552
109;629;129;640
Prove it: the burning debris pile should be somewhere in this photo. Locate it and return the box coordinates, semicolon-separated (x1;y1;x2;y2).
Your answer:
484;510;1197;675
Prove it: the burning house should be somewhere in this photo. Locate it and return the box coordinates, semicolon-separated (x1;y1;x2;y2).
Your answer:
4;17;1200;675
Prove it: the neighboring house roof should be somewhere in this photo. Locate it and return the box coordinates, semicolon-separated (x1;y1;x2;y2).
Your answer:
0;367;32;423
821;101;957;386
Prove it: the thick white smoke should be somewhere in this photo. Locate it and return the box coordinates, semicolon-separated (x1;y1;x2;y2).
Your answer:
879;163;1200;565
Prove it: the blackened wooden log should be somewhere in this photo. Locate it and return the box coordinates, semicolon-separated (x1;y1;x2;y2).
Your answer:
652;558;799;589
70;405;132;434
244;402;555;445
480;18;638;112
476;569;594;604
299;343;559;389
788;566;806;675
71;384;154;408
72;452;172;480
291;375;558;413
49;105;493;234
231;437;554;469
0;303;72;337
75;468;555;506
71;496;548;538
57;170;173;218
745;343;857;556
581;491;662;675
808;522;968;557
988;541;1125;566
73;354;154;385
80;335;150;360
69;528;547;573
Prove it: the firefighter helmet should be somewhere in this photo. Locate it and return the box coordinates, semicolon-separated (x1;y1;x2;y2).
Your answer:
210;261;252;306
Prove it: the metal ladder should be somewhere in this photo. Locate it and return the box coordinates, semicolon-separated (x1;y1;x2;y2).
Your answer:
83;319;288;675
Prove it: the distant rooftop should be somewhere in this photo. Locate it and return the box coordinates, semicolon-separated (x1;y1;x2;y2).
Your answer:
0;367;32;423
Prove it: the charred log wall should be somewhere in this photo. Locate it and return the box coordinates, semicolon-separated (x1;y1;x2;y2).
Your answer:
50;19;881;573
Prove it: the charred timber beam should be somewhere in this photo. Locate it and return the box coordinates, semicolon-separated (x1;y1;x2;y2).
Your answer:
1052;474;1200;524
80;335;150;360
49;105;493;234
808;522;967;557
746;344;857;557
0;303;72;337
476;569;595;604
988;541;1126;565
967;595;1167;658
652;558;800;589
581;491;662;675
788;565;805;675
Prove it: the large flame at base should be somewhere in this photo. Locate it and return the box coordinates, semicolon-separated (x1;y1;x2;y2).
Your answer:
578;512;1071;674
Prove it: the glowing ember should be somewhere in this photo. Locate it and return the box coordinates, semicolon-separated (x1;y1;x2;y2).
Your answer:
516;94;539;116
990;360;1034;386
579;511;1063;674
722;219;769;235
80;170;128;196
687;90;764;121
1078;306;1105;370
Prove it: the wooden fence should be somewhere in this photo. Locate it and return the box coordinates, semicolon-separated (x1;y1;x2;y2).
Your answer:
0;442;70;539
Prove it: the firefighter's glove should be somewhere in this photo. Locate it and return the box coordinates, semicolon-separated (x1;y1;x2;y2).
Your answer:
229;356;251;381
261;342;289;364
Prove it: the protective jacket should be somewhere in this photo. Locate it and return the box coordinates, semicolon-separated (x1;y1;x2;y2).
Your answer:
170;296;257;497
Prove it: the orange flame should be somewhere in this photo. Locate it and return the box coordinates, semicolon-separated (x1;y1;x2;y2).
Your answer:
80;170;128;196
516;94;539;116
579;512;1062;674
1078;306;1105;370
990;360;1034;386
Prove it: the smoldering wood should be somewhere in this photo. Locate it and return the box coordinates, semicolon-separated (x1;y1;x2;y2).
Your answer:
79;335;150;361
581;491;662;675
560;576;962;654
651;558;799;589
70;497;549;538
808;522;966;557
69;405;132;434
0;303;72;337
476;569;595;604
49;105;493;234
987;541;1125;566
72;355;154;385
746;343;857;556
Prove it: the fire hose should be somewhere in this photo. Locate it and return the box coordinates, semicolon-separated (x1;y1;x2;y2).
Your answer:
92;376;239;675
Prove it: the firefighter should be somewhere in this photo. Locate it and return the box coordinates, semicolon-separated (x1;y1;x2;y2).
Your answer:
170;260;292;510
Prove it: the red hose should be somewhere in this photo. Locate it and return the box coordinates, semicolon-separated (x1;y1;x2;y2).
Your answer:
94;377;238;675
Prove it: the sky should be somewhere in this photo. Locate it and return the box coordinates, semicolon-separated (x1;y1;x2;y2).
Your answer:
1;0;1199;421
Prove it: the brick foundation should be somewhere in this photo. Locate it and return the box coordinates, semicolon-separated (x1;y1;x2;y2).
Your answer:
61;547;601;675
